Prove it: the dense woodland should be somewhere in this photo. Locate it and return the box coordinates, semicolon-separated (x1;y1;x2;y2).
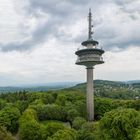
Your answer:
0;80;140;140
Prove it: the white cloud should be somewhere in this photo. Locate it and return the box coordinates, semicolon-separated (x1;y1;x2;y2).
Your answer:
0;0;24;43
95;46;140;81
0;0;139;85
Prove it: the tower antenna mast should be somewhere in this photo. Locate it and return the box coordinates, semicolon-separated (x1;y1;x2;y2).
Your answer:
88;8;93;40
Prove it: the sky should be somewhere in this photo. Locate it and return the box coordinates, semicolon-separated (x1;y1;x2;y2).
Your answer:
0;0;140;86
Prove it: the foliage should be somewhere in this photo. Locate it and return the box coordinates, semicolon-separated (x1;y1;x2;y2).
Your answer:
19;109;42;140
55;94;67;106
0;106;21;133
0;82;139;140
0;127;15;140
124;99;140;111
48;129;77;140
95;98;115;119
31;104;67;121
41;121;65;139
76;130;95;140
98;108;140;140
0;99;7;110
76;122;98;140
14;100;29;113
95;97;140;119
41;93;55;104
67;109;80;124
134;129;140;140
74;100;86;118
72;117;86;130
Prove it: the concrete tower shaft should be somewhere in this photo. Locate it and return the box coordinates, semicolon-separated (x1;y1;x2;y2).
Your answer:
87;67;94;120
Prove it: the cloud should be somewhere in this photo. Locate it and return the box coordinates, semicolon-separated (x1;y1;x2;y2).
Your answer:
0;0;140;85
94;1;140;50
95;46;140;81
0;0;139;52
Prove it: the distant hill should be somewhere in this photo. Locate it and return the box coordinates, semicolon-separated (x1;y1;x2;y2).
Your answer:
72;80;127;90
72;80;140;89
0;82;78;93
70;80;140;100
0;80;140;99
126;80;140;84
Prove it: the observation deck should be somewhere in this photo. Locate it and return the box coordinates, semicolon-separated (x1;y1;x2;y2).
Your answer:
75;47;104;66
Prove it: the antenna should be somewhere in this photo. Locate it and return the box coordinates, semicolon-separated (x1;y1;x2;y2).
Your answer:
88;8;93;40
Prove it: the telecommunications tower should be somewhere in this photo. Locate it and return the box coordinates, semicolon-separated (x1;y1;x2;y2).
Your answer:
75;9;105;121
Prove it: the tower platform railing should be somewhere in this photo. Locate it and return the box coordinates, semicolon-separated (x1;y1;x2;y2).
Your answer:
77;45;103;51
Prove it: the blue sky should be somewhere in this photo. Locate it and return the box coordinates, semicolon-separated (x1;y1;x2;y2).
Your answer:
0;0;140;86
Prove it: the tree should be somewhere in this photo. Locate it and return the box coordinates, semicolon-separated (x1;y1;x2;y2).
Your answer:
41;93;55;104
41;121;65;139
0;106;21;133
74;100;86;118
98;108;140;140
67;109;80;125
44;104;66;121
55;94;67;106
14;100;28;113
31;104;67;121
94;97;115;119
19;109;42;140
19;120;41;140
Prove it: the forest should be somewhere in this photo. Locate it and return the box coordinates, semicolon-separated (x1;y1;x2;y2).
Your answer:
0;80;140;140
